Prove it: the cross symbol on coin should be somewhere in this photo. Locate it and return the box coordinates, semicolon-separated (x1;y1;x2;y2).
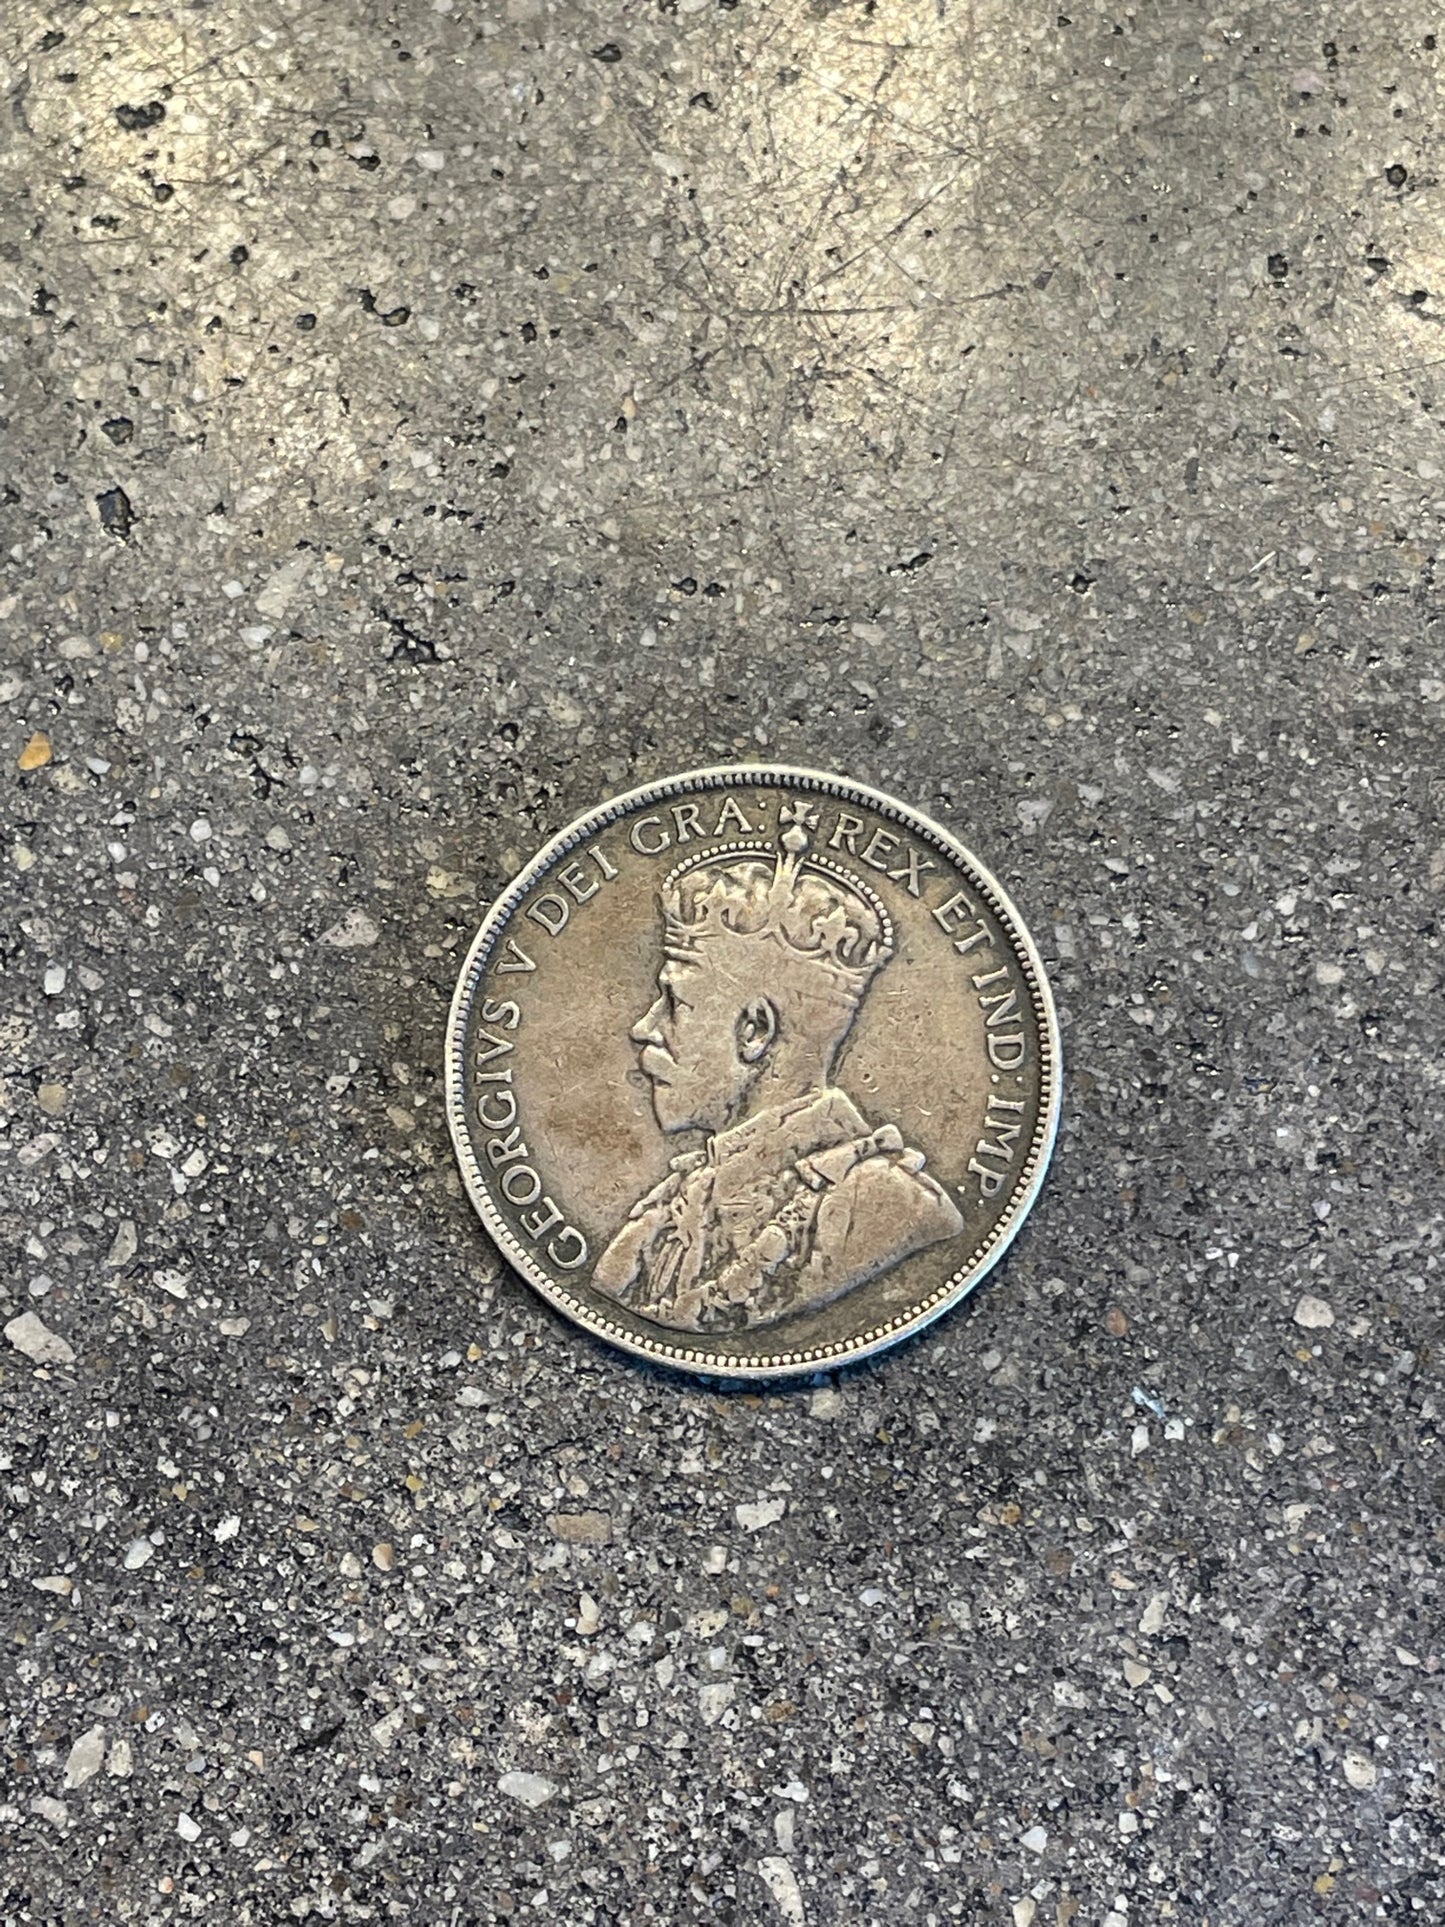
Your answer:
779;799;819;833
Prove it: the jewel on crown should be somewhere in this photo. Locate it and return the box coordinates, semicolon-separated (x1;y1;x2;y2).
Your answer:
661;799;894;998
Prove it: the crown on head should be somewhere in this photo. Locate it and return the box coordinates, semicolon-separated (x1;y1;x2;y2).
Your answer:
660;800;894;1007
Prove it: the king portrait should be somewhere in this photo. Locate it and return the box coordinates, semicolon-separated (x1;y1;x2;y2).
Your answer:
592;803;965;1333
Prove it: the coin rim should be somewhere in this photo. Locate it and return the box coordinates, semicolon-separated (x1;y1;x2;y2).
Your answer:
446;764;1062;1379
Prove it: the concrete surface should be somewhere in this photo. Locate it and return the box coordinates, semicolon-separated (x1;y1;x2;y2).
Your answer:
1;1;1442;1922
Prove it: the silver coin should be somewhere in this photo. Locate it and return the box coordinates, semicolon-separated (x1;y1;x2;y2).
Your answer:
446;766;1060;1378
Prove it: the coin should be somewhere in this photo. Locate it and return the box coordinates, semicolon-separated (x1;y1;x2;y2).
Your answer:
446;766;1060;1378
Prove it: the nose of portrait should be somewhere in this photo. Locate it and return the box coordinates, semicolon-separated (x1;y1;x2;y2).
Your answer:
631;992;668;1049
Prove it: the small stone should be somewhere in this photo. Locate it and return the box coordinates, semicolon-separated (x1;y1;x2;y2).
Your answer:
576;1592;601;1636
757;1856;806;1925
1139;1593;1169;1636
322;908;380;948
548;1510;612;1546
698;1680;735;1725
735;1497;787;1532
371;1709;405;1748
1020;1824;1048;1852
1343;1751;1378;1790
498;1771;558;1809
18;732;52;771
1123;1657;1151;1687
1104;1306;1129;1336
1294;1293;1334;1330
372;1541;395;1571
219;1316;250;1337
33;1574;72;1596
37;1082;67;1116
808;1385;842;1419
123;1538;155;1571
1013;1901;1038;1927
213;1516;241;1543
177;1811;201;1841
64;1725;107;1790
105;1219;138;1267
1314;960;1345;986
339;1551;363;1578
5;1311;75;1366
107;1737;133;1778
30;1795;69;1829
17;1133;58;1169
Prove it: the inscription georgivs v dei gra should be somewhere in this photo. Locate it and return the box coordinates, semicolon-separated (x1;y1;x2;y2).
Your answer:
447;769;1060;1379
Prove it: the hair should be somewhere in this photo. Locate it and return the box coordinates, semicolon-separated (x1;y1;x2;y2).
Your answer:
661;856;892;1051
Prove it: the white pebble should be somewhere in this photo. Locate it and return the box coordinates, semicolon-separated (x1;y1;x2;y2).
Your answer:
43;963;66;996
698;1680;735;1725
498;1770;558;1809
1343;1751;1378;1790
1020;1824;1047;1852
735;1496;787;1531
177;1811;201;1842
122;1538;154;1571
106;1219;138;1267
1294;1293;1335;1330
5;1311;75;1366
189;818;212;843
63;1725;107;1790
1139;1593;1169;1636
757;1856;805;1925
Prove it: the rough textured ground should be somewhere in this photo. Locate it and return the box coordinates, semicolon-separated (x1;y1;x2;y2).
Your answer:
2;1;1443;1923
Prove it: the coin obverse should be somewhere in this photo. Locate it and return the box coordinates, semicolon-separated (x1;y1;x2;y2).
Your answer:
446;767;1061;1378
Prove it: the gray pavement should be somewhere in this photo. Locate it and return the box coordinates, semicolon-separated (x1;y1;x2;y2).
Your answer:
1;2;1442;1922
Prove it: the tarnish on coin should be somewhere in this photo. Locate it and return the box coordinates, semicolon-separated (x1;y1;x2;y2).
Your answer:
446;767;1060;1378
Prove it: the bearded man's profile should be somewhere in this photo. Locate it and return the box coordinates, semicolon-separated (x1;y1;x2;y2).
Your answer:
592;804;964;1333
